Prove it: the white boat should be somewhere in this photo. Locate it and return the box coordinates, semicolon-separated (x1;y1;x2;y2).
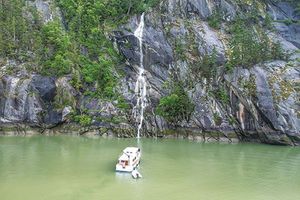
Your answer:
116;147;141;172
131;169;142;179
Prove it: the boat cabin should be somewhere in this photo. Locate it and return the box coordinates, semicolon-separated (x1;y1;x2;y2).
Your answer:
116;147;141;172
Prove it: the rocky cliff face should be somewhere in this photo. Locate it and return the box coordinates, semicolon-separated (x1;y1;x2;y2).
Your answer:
0;0;299;145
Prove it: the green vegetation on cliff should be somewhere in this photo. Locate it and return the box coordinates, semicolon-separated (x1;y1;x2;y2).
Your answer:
201;1;288;71
156;82;194;125
191;49;218;81
0;0;160;98
40;20;75;76
53;0;159;98
226;15;285;71
0;0;42;62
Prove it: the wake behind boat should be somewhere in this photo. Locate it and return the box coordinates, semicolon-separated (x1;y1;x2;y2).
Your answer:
116;147;141;172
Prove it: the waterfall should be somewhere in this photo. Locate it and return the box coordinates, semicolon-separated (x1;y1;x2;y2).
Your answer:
133;13;147;138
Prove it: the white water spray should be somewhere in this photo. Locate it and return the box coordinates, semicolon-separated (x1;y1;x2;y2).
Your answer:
133;13;147;138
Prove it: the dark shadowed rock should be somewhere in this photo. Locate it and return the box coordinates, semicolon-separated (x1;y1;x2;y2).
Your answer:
114;33;140;65
1;0;299;145
143;25;174;68
31;75;56;102
0;78;5;117
186;0;212;19
44;109;62;125
252;67;279;129
267;1;300;48
273;23;300;48
267;2;299;21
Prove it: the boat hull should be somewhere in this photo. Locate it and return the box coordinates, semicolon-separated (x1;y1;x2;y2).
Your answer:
115;160;140;172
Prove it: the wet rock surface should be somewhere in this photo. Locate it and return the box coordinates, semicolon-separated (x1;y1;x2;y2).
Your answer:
113;0;300;145
267;1;300;48
1;0;299;145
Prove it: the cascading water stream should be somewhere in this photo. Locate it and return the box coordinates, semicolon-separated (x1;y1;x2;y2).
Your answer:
133;13;147;139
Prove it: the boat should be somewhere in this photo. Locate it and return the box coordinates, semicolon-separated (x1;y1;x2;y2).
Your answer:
131;169;142;179
115;147;141;172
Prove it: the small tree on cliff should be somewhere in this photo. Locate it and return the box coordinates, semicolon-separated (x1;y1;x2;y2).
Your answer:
156;83;195;126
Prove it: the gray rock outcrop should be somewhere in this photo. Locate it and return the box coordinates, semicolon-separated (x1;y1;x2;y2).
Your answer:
1;0;299;145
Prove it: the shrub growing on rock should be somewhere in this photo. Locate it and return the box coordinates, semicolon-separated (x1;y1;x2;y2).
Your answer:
74;114;92;127
208;10;222;29
226;16;285;71
156;83;194;125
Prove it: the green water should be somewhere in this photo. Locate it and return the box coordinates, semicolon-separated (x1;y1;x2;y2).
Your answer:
0;136;299;200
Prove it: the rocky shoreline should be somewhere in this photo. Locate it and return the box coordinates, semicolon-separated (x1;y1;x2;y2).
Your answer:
0;123;265;145
0;0;299;146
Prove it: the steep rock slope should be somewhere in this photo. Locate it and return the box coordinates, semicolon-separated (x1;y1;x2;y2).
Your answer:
0;0;299;145
115;0;300;145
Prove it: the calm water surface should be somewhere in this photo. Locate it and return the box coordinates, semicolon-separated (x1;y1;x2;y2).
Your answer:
0;136;299;200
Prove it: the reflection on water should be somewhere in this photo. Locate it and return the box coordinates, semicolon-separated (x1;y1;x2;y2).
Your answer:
0;136;300;200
